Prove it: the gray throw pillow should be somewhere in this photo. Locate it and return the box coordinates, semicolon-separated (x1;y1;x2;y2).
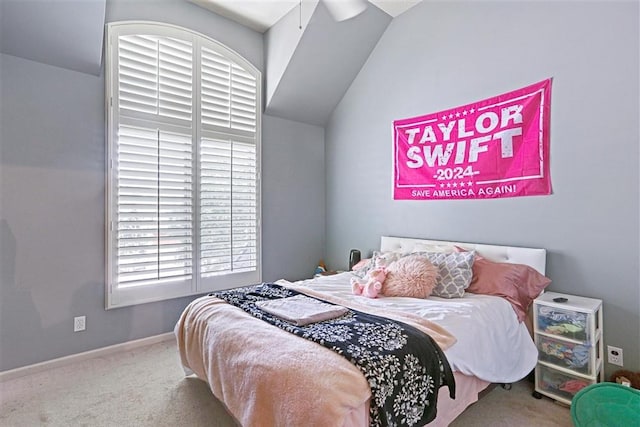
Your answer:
420;251;475;298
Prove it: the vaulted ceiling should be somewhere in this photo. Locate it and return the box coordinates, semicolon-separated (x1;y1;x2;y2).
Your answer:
0;0;421;126
190;0;421;33
263;1;391;125
0;0;106;75
190;0;421;125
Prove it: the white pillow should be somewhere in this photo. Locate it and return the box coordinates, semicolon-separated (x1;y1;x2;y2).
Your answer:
411;243;455;254
371;250;404;268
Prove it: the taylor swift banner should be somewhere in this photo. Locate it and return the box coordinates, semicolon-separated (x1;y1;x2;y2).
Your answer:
393;79;552;200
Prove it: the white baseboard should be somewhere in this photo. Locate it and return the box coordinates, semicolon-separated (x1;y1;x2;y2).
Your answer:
0;332;175;383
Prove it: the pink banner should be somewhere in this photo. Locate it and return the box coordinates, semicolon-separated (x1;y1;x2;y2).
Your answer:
394;79;552;200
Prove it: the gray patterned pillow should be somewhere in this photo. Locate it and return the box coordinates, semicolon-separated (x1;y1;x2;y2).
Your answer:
420;251;475;298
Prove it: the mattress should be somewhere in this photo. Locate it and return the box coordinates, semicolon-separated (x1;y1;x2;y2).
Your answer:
290;272;538;383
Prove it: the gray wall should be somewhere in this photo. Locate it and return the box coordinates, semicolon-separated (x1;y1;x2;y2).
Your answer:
325;0;639;376
0;0;324;372
264;1;318;106
262;115;326;282
265;1;391;126
0;0;106;75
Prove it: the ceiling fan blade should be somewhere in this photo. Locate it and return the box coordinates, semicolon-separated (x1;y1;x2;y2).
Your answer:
323;0;368;22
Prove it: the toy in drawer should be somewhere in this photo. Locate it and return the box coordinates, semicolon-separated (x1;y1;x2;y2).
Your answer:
536;364;595;401
536;305;589;341
537;335;592;375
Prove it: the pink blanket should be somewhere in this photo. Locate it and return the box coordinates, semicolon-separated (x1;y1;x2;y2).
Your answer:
175;286;456;426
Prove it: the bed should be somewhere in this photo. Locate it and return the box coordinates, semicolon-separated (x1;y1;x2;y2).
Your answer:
174;236;549;426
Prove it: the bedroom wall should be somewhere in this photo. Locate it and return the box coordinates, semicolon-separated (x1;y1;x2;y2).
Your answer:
264;1;319;106
0;0;325;372
324;0;639;376
262;114;326;282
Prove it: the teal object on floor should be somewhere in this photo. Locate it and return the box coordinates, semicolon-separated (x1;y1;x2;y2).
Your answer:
571;382;640;426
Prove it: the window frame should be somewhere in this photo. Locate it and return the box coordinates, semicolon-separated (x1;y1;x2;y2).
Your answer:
105;21;262;309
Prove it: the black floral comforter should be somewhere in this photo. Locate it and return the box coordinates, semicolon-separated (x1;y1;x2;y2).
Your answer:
210;283;456;427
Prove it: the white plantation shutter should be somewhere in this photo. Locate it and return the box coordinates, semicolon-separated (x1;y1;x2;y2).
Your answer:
116;126;193;287
106;22;261;308
118;35;193;123
201;47;257;133
199;138;257;278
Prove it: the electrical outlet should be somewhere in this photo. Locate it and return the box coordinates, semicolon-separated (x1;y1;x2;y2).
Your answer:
74;316;86;332
607;345;623;366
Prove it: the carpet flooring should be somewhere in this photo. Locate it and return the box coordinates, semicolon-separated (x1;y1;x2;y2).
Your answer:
0;339;573;426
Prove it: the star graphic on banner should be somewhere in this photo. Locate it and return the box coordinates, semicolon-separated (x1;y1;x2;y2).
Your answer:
459;182;466;187
440;183;445;188
441;115;447;120
468;181;474;186
452;182;458;187
449;113;454;119
446;183;452;188
463;110;468;116
469;108;475;114
455;112;461;118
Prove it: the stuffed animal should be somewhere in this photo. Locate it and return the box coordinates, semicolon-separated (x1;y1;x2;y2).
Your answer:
611;370;640;389
351;266;387;298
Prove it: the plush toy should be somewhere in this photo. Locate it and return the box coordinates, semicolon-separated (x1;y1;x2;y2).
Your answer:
611;370;640;389
351;266;387;298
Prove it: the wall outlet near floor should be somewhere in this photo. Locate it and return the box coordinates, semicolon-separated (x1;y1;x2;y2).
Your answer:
607;345;623;366
74;316;86;332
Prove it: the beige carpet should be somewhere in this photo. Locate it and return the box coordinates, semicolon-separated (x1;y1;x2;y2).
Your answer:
0;340;572;426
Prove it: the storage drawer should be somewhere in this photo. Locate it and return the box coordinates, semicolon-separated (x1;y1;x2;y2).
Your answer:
536;305;590;341
536;364;595;402
537;335;594;375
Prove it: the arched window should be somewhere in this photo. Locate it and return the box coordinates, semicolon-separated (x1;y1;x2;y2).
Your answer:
105;22;261;308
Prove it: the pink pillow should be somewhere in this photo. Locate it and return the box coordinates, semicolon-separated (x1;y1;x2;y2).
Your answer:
382;255;438;298
467;258;551;321
351;258;371;272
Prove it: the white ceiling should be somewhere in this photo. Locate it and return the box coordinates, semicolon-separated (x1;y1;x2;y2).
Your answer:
369;0;422;18
189;0;421;33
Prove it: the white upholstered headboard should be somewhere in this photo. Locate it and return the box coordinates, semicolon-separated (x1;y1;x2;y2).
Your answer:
380;236;546;275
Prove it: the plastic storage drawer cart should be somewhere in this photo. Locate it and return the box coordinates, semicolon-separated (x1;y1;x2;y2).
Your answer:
532;292;603;404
